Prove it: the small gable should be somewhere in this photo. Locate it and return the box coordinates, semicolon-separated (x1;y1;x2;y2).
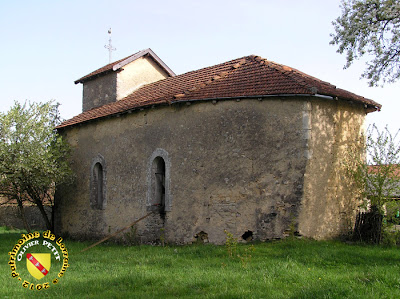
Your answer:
76;48;175;112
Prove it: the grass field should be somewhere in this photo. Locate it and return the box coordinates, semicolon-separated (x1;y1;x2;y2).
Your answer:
1;227;400;298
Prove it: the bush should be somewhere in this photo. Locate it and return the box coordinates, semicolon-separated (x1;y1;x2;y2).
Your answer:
382;225;400;246
385;201;400;225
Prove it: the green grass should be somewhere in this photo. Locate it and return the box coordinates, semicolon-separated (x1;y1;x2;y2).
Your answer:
1;231;400;298
0;225;27;234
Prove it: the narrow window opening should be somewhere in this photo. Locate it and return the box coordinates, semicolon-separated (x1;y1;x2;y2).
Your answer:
147;148;171;212
152;157;166;213
90;155;106;210
93;162;104;209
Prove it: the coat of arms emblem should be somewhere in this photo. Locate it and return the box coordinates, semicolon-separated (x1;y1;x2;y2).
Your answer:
26;253;51;280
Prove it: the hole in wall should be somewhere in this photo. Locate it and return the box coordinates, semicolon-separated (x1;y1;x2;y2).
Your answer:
194;231;208;243
242;230;253;241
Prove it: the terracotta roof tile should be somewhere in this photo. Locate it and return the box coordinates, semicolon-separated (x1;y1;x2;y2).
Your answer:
369;165;400;177
58;55;382;129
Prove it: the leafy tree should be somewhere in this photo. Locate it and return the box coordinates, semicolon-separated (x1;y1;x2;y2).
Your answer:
330;0;400;86
346;125;400;211
365;128;400;209
345;124;400;243
0;101;73;232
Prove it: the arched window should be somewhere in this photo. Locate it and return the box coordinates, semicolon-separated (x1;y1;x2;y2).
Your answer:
90;155;107;210
151;157;166;211
93;162;104;208
147;149;171;212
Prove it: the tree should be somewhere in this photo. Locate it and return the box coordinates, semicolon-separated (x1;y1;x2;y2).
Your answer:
352;125;400;210
330;0;400;86
0;101;73;232
344;124;400;242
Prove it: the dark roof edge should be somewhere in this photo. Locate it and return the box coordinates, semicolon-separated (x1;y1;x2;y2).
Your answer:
56;93;380;130
171;93;380;112
113;48;176;77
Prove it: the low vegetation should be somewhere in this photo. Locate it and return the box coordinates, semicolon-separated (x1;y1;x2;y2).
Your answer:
1;228;400;298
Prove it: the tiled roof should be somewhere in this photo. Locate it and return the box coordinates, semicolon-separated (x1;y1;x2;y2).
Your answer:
369;165;400;177
74;48;175;84
368;165;400;197
58;55;381;129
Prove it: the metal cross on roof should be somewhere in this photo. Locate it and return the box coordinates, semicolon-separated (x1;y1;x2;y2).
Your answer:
104;28;116;63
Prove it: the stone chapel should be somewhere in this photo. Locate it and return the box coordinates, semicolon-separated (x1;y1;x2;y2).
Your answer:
55;48;381;244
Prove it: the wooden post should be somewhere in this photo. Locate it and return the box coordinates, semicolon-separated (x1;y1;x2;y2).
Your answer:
80;212;154;252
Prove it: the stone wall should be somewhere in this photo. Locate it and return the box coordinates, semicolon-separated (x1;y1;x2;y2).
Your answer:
56;98;310;244
55;96;366;244
116;56;170;101
82;72;117;112
298;98;365;239
0;206;51;230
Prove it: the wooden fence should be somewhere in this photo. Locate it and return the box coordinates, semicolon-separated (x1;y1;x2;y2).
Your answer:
353;208;383;244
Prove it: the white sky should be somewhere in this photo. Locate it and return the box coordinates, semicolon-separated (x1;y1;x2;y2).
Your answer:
0;0;399;133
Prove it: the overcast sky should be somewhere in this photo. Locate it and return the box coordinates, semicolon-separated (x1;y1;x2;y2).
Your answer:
1;0;399;133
